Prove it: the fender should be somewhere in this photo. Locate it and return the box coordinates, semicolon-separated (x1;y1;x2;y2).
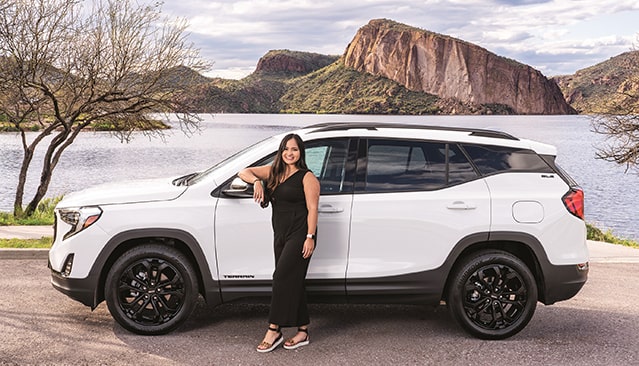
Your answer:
88;228;221;308
439;231;544;297
442;231;586;305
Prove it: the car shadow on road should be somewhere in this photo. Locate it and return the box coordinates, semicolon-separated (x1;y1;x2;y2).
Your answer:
181;298;460;338
106;299;639;365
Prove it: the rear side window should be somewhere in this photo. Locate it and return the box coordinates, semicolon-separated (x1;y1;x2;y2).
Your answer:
462;144;553;175
365;139;478;192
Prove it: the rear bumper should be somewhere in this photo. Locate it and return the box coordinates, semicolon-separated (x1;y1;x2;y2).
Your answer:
541;262;588;305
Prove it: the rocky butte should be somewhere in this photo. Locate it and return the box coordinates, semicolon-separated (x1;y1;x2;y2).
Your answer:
254;50;338;75
343;19;575;115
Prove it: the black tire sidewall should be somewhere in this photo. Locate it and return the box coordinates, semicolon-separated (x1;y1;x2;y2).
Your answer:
105;244;198;335
448;250;538;340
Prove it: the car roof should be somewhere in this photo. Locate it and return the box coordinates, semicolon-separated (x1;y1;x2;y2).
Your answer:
300;122;556;155
306;122;519;140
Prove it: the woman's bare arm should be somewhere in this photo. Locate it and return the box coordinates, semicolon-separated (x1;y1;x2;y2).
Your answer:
302;171;320;259
238;166;271;183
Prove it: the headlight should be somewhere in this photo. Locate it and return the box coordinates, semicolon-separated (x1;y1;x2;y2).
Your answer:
58;206;103;240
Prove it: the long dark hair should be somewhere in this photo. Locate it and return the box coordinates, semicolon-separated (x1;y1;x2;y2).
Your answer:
267;133;308;191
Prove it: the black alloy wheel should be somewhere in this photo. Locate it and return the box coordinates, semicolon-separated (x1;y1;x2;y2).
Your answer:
105;244;198;335
448;250;538;340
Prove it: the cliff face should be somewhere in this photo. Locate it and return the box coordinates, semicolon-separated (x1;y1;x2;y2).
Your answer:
343;19;575;115
255;50;338;75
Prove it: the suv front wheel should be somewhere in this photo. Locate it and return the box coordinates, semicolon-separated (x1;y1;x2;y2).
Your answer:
447;250;538;339
105;243;198;335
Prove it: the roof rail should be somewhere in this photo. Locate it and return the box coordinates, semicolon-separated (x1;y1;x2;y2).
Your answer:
305;122;519;140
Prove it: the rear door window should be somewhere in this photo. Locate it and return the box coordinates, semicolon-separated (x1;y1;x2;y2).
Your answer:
364;139;478;192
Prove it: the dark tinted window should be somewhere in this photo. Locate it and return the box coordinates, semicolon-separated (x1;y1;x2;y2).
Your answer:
462;144;553;175
448;144;479;184
365;139;477;192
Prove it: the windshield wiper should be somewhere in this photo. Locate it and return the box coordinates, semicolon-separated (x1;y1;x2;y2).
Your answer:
172;172;198;186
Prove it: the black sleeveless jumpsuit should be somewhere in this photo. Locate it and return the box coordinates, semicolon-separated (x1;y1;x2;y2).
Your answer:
268;169;312;327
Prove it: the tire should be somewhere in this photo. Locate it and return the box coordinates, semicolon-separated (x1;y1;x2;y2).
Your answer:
447;250;538;340
105;244;198;335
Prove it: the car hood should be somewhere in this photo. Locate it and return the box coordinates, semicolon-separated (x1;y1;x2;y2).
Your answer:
58;177;187;207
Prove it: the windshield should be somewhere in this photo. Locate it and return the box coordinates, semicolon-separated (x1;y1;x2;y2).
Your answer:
185;136;276;186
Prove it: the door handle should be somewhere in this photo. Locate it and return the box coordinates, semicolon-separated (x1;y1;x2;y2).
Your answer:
318;205;344;213
446;201;476;210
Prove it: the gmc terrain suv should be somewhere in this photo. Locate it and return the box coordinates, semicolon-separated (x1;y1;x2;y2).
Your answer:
49;122;588;339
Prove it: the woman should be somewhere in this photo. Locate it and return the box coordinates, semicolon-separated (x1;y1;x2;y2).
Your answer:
238;133;320;352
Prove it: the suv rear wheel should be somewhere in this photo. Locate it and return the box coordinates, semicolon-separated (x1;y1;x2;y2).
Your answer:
105;244;198;335
447;250;538;339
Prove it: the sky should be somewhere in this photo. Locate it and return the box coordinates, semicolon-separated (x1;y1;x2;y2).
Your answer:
160;0;639;80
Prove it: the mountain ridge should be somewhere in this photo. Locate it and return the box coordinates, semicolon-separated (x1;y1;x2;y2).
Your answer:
182;19;629;115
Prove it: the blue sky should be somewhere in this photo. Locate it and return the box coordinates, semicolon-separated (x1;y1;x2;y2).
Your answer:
161;0;639;79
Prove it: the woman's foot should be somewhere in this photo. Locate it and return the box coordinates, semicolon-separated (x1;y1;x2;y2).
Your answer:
283;327;309;350
256;325;283;353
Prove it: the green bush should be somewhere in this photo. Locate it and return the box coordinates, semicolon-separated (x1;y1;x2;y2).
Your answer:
0;196;62;226
587;223;639;248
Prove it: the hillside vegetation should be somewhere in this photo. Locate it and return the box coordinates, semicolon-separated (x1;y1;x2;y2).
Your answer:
554;51;639;113
185;75;289;113
279;61;441;114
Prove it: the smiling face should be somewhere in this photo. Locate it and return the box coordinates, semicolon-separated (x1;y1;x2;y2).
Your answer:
282;138;301;166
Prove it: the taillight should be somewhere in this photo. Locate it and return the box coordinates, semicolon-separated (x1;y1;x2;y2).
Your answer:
562;188;584;220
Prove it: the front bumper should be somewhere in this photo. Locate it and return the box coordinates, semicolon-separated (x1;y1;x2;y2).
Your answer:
49;260;100;309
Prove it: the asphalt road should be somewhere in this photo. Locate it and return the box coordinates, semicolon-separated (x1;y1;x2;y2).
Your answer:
1;259;638;366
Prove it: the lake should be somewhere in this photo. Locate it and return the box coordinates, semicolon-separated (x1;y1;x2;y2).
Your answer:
1;114;637;241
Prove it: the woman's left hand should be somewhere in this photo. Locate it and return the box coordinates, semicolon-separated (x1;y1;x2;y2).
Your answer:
252;179;264;204
302;238;315;259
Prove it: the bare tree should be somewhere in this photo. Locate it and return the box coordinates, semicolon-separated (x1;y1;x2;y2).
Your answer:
592;35;639;172
592;110;639;172
0;0;208;217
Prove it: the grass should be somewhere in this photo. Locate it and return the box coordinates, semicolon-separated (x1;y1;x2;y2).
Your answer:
0;197;58;248
0;237;52;248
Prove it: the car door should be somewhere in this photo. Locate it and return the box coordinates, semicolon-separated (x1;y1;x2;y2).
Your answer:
346;138;491;295
214;138;356;300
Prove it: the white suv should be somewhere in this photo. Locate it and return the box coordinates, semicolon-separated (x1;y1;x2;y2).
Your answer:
48;122;588;339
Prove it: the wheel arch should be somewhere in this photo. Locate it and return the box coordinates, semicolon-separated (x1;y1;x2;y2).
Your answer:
90;228;221;308
441;231;549;304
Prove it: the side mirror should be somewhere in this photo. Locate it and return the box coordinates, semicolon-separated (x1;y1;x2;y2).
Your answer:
222;177;254;198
